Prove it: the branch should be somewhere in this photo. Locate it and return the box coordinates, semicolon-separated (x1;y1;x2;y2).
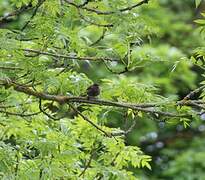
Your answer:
0;109;41;117
90;28;107;46
0;103;24;108
21;48;119;62
0;4;33;24
183;85;205;101
21;0;46;31
0;66;23;70
79;152;93;177
65;0;149;15
178;100;205;110
103;61;129;74
79;144;104;177
69;103;112;137
111;120;137;136
0;78;190;118
78;10;113;27
39;99;62;120
78;0;91;8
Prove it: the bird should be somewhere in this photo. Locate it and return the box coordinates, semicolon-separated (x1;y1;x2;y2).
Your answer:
86;83;100;98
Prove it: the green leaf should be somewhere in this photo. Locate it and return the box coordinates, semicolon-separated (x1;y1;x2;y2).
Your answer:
195;0;202;8
194;19;205;25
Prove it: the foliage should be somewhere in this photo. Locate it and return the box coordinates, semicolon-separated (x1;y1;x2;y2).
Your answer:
0;0;205;179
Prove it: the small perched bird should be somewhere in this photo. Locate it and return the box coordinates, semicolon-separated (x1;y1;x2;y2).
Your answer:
86;83;100;98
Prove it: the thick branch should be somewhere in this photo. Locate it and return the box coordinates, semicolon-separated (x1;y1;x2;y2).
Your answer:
0;79;190;118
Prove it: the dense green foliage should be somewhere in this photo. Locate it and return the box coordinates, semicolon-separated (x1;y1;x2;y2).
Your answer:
0;0;205;179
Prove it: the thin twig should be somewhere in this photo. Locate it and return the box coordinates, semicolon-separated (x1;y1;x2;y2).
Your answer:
65;0;149;15
110;152;120;166
0;109;41;117
79;149;95;177
90;28;107;46
0;66;23;70
103;60;128;74
180;100;205;110
69;103;112;137
21;0;45;31
78;0;90;7
183;85;205;101
21;48;119;62
79;143;104;177
78;9;113;27
0;4;33;24
39;99;62;120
